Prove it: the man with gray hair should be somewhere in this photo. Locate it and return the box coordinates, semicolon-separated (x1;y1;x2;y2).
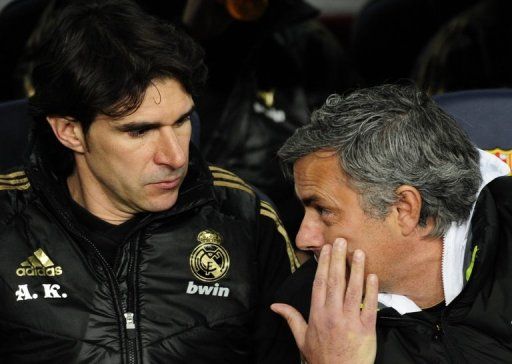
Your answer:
271;84;512;363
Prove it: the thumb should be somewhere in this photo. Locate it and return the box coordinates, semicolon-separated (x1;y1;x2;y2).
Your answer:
271;303;307;350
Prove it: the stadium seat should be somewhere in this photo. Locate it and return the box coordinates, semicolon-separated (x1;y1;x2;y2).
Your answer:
0;99;32;170
434;89;512;172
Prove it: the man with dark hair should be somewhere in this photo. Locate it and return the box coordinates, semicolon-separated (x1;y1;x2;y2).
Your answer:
271;84;512;363
0;0;299;362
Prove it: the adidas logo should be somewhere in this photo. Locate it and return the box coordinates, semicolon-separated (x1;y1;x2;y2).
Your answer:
186;281;230;298
16;248;63;277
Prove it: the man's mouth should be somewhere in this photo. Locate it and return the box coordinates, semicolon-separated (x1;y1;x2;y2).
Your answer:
149;176;182;190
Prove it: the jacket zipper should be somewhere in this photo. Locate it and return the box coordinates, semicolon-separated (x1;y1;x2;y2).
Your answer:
124;312;136;335
52;204;132;364
74;228;140;364
125;310;137;364
123;236;140;364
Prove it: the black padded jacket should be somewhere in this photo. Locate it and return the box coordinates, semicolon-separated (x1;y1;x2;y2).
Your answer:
0;145;300;364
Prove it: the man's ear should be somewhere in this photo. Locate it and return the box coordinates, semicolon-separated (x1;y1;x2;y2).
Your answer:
393;185;422;236
46;116;86;153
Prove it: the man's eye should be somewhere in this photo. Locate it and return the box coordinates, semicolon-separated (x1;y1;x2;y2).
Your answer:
175;115;191;127
127;128;150;138
316;206;331;216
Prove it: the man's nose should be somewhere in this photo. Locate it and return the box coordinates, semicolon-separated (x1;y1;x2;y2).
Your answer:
154;128;187;168
295;213;326;253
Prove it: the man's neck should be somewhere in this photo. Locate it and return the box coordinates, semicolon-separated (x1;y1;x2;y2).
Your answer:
66;170;134;225
386;237;445;309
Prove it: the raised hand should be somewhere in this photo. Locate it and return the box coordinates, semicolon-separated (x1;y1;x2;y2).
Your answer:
271;238;378;364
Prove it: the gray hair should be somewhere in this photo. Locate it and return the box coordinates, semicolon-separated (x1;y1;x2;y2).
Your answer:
278;84;482;238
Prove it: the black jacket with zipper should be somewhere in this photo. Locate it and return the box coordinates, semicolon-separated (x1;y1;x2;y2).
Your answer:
0;144;300;364
276;176;512;363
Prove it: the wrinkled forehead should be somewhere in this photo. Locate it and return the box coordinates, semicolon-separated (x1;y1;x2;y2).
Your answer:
293;150;361;197
293;151;346;185
293;150;341;177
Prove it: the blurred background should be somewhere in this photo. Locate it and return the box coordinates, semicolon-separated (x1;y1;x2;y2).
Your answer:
1;0;510;250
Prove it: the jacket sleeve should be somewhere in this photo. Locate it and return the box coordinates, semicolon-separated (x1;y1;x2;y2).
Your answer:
251;200;301;363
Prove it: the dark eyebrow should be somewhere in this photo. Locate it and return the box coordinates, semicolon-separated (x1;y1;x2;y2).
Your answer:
114;105;195;132
115;121;160;132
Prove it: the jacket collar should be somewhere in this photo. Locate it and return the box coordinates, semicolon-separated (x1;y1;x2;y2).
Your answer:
447;181;501;312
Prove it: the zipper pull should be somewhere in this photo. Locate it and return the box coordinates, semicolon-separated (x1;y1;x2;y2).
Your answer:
124;312;136;339
433;323;443;341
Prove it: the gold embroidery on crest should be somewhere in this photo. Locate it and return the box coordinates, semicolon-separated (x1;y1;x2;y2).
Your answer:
190;230;230;282
197;230;222;245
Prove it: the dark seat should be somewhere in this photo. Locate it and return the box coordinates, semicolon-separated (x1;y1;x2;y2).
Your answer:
434;88;512;171
0;99;32;170
0;98;201;171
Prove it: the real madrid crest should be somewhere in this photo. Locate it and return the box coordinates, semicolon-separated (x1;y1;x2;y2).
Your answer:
189;230;230;282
